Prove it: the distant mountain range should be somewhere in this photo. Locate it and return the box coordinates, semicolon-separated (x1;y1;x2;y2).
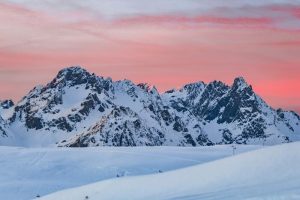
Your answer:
0;66;299;147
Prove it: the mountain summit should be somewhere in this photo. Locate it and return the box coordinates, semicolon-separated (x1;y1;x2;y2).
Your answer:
0;66;299;147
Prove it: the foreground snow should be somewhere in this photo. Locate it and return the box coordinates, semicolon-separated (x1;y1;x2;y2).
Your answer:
0;145;258;200
40;142;300;200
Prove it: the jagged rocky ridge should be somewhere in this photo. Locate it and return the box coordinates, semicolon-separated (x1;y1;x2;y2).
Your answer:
0;66;299;147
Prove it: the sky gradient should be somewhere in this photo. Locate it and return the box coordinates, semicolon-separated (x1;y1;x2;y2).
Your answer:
0;1;300;113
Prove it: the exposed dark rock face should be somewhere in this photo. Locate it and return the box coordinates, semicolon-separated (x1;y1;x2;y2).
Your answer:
0;100;14;109
196;133;213;146
61;106;165;147
49;117;72;132
220;129;234;144
25;116;44;130
0;117;7;137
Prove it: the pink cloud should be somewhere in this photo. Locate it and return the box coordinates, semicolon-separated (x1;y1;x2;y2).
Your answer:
113;15;273;27
0;2;299;113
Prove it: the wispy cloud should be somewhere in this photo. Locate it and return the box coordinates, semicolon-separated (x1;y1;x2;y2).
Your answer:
0;0;299;112
3;0;300;29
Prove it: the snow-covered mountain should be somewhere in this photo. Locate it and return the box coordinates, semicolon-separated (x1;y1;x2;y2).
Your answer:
0;66;299;147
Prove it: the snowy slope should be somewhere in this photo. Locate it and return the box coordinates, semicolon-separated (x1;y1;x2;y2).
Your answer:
40;142;300;200
0;145;259;200
0;66;299;147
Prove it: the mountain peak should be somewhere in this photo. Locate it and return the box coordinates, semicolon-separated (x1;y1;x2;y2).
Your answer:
234;76;247;84
56;66;90;79
149;86;160;97
183;81;205;90
137;83;151;92
232;77;250;91
49;66;94;87
137;83;159;95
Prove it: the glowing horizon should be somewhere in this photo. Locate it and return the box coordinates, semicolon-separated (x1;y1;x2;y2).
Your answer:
0;1;300;113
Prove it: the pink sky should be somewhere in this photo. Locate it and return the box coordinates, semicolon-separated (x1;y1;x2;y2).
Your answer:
0;1;300;113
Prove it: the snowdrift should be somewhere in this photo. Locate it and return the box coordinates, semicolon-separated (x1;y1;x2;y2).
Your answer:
0;145;257;200
40;142;300;200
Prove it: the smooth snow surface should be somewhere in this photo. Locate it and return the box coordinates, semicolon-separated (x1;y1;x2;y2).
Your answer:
0;145;258;200
40;142;300;200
